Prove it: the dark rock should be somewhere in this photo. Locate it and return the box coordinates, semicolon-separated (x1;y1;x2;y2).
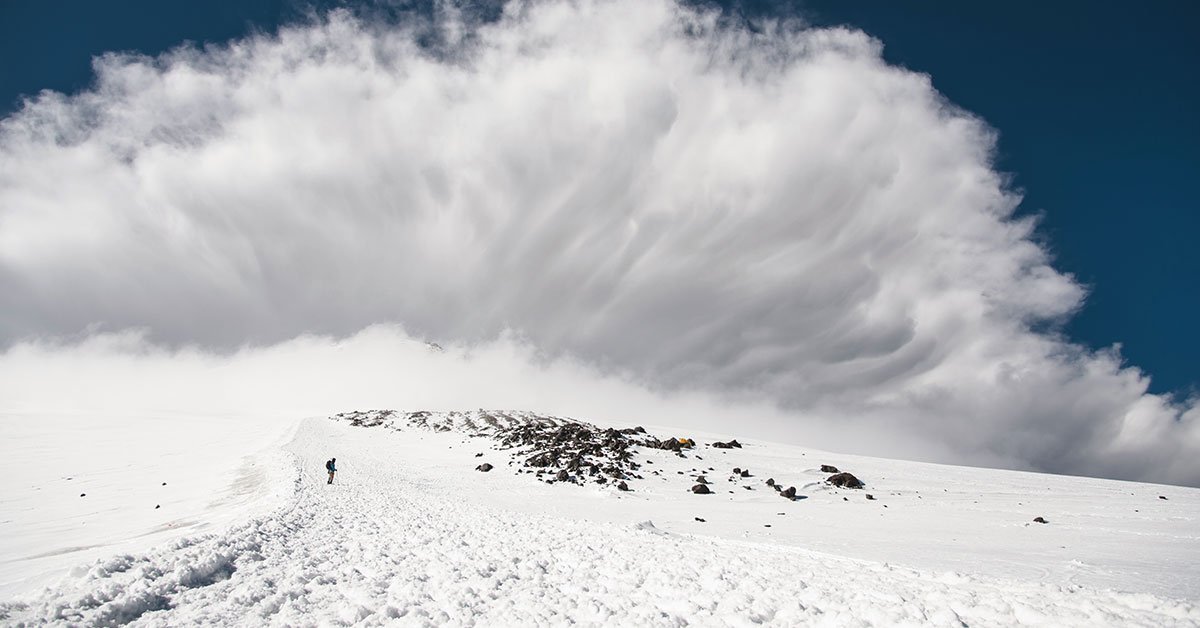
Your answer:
781;486;797;499
691;484;713;495
80;493;86;497
739;469;751;478
476;463;494;472
161;482;167;486
555;470;570;482
826;472;864;489
155;504;160;509
865;494;875;500
711;439;742;449
820;465;840;473
764;524;771;528
766;478;776;487
695;517;706;522
475;453;483;457
617;481;630;491
1159;495;1168;500
695;475;710;484
1033;516;1048;524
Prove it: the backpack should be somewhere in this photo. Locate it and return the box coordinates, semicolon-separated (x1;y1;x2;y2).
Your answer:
325;459;334;472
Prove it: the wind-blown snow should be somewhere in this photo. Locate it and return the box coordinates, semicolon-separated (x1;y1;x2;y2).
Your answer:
2;414;1197;625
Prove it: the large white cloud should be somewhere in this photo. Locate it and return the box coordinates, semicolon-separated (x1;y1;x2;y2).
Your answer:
0;0;1196;484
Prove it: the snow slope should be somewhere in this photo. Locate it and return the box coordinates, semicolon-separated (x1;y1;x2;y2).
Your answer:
0;412;298;599
2;412;1198;626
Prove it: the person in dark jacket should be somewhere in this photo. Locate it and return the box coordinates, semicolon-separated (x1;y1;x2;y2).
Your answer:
325;458;337;484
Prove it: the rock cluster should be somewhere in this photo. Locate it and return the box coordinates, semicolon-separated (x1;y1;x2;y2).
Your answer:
711;440;742;449
826;472;864;489
494;422;651;486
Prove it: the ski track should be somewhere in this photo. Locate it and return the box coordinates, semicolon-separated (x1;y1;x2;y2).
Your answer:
2;419;1198;627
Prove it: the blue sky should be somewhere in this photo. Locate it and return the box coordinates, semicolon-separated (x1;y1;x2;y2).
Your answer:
1;0;1195;395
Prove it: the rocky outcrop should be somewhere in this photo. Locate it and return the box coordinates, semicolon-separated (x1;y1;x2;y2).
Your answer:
826;472;864;489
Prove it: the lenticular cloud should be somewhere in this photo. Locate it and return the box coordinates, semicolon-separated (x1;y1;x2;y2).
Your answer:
0;0;1196;485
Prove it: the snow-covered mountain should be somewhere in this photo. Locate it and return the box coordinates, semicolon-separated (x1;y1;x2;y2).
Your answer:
2;410;1197;625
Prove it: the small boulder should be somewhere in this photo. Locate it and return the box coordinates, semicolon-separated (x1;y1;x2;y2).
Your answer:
555;470;571;482
739;469;751;478
1033;516;1048;524
820;465;840;473
1159;495;1168;500
475;453;483;457
695;475;710;484
692;484;713;495
733;467;742;475
766;478;776;487
865;494;875;500
617;481;630;491
781;486;797;499
476;463;494;472
695;517;706;522
826;472;864;489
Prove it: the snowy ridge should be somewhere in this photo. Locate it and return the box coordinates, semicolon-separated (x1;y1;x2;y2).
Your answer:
3;417;1197;626
3;414;1199;625
331;409;576;434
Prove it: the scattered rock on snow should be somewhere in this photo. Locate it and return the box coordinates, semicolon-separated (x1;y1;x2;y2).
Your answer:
617;481;630;491
695;475;710;484
692;484;713;495
820;465;840;473
781;487;797;499
739;469;752;478
827;472;864;489
866;494;875;500
555;470;570;482
711;439;742;449
695;517;706;522
476;463;494;472
766;478;776;487
1033;517;1048;524
1159;495;1168;500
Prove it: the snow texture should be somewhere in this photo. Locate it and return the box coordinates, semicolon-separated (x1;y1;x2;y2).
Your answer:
2;414;1198;626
